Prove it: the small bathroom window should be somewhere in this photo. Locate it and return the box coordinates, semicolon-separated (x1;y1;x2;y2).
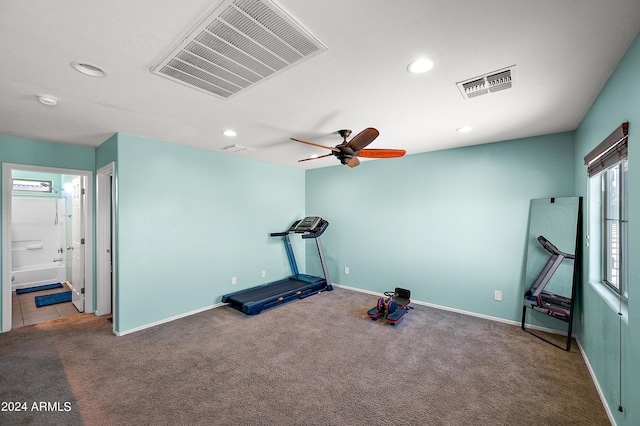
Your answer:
12;178;54;193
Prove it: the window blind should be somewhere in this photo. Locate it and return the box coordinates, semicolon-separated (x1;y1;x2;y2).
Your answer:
584;122;629;177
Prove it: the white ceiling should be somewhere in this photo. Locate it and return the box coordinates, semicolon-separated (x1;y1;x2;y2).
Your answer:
1;0;639;169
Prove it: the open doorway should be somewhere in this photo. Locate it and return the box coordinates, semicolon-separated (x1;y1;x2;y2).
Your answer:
1;164;94;332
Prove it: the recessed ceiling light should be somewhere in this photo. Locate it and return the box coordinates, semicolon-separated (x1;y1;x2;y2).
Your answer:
71;61;107;77
223;130;237;137
36;95;58;106
407;58;434;74
457;126;473;133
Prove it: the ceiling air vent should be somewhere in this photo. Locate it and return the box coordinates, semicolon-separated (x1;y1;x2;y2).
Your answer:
151;0;327;99
456;66;516;100
222;144;255;152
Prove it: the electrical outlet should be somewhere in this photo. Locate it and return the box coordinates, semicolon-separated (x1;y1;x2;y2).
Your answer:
232;276;237;285
344;266;350;275
494;290;502;301
262;270;266;278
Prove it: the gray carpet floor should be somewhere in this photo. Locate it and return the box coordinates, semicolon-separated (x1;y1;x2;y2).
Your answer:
0;287;609;425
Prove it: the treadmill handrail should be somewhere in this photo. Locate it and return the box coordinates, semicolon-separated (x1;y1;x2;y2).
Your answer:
269;218;329;239
537;235;575;259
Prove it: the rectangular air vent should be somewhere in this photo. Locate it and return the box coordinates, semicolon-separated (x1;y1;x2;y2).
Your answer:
151;0;327;99
456;66;516;100
222;144;255;152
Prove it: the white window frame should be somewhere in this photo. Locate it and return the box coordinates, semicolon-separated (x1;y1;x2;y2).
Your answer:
12;178;53;193
601;160;628;300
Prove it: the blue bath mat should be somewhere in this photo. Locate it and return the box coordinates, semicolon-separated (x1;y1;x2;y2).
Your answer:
35;291;72;307
16;283;63;294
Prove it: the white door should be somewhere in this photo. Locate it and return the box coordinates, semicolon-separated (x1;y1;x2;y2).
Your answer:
96;164;115;318
71;177;85;312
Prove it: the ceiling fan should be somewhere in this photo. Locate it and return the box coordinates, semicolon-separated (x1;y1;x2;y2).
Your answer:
291;127;406;168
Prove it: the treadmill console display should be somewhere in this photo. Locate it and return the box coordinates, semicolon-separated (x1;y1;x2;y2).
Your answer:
292;216;322;233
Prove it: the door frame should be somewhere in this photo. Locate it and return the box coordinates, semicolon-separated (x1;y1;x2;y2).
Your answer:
1;163;94;332
70;176;86;312
96;162;116;331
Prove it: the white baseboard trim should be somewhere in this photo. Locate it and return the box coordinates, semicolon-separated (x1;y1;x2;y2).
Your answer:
115;302;227;336
575;338;616;426
114;283;566;338
333;283;568;336
332;283;382;298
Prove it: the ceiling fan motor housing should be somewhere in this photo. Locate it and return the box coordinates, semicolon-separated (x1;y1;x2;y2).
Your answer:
335;144;356;164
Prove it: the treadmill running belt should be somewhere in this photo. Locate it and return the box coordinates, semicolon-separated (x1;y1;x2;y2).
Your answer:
225;278;322;305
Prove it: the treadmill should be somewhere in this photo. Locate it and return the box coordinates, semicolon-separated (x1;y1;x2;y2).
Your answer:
525;235;574;317
221;217;332;315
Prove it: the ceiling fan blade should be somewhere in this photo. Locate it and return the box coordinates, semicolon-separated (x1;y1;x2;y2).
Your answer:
298;153;333;162
356;148;406;158
347;156;360;168
346;128;379;151
290;138;339;152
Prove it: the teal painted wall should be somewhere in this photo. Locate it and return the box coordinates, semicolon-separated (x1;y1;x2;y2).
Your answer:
305;132;575;322
574;33;640;425
0;135;95;170
96;133;117;171
1;132;305;334
113;134;305;333
0;135;95;332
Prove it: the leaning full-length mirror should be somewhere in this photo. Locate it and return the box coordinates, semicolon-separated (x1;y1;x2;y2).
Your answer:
521;196;582;350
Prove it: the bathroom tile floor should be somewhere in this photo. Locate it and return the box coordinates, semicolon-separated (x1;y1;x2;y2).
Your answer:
11;283;81;328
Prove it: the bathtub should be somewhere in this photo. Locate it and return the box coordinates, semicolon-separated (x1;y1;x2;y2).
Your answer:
11;262;67;291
